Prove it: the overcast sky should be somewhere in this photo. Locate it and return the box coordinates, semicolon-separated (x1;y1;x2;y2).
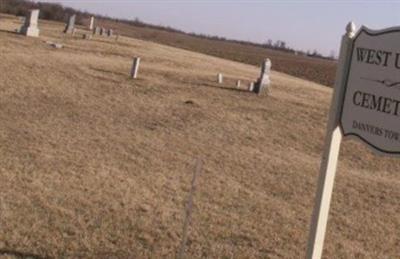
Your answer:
37;0;400;56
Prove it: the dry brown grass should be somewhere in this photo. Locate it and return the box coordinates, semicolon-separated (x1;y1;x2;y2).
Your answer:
0;14;399;259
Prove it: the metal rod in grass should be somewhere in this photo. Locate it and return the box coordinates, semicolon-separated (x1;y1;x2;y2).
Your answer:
177;158;203;259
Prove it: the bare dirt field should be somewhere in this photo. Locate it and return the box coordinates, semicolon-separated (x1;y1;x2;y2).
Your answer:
0;14;399;259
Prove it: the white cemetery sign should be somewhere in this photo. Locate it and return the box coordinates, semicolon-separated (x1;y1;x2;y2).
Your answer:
340;26;400;154
307;23;400;259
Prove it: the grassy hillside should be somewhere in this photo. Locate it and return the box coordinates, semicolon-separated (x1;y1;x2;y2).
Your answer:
0;14;399;259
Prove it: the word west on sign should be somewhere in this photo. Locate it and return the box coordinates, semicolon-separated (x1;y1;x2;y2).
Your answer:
307;23;400;259
341;26;400;153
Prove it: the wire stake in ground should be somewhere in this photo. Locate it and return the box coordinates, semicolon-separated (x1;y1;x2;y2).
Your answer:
177;158;203;259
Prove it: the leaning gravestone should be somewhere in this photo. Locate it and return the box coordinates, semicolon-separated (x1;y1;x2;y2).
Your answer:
100;27;106;36
20;9;40;37
131;57;141;79
253;59;272;94
64;14;76;34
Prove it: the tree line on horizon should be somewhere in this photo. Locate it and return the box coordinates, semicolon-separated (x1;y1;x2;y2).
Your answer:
0;0;334;60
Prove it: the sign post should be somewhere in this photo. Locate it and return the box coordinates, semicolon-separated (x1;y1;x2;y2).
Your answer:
306;22;356;259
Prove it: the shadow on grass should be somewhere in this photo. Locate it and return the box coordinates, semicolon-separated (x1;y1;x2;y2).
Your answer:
0;249;49;259
0;29;19;35
90;67;128;78
201;82;252;93
86;67;130;84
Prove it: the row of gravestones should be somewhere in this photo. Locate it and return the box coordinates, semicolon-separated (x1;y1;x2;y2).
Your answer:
64;14;114;38
129;57;271;95
18;10;271;95
93;26;114;37
217;59;272;94
19;9;114;38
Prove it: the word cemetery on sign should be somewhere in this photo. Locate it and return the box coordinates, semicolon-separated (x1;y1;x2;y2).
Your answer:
341;26;400;154
307;23;400;259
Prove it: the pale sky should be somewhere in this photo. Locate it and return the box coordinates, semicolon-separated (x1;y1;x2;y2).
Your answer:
37;0;400;56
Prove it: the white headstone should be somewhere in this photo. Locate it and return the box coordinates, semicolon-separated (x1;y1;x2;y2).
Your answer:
20;9;40;37
64;14;76;34
254;59;272;94
236;80;241;88
249;82;254;92
217;73;223;84
89;16;95;30
131;57;141;79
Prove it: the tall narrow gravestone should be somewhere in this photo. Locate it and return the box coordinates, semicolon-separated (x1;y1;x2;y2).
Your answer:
217;73;223;84
89;16;95;30
131;57;141;79
20;9;40;37
254;59;271;94
64;14;76;34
